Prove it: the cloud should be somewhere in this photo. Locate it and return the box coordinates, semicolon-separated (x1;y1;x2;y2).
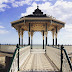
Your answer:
0;0;15;12
0;25;8;34
21;0;72;28
0;0;15;4
11;27;14;29
0;4;10;12
0;30;9;34
20;0;72;42
12;0;33;7
35;0;47;1
65;24;72;29
12;0;48;7
62;24;72;32
0;0;60;12
0;25;5;28
21;2;37;16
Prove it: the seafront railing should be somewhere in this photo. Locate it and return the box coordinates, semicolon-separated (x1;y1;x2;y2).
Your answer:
8;45;30;72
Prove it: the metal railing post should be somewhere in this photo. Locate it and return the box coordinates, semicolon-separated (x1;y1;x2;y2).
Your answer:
16;44;19;71
61;45;64;72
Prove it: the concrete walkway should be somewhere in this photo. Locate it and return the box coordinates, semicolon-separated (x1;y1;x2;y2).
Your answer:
20;53;59;72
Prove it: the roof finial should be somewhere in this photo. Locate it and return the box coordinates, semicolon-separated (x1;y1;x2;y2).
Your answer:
37;4;39;9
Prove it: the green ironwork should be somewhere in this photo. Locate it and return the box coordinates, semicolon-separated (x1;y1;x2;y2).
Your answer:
8;45;29;72
8;48;17;72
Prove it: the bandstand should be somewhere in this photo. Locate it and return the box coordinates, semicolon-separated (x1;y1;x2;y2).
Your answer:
9;6;72;72
11;6;65;49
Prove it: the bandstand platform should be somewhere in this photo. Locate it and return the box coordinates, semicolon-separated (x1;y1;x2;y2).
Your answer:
6;6;72;72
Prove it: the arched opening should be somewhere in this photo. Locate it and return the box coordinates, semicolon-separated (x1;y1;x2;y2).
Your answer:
32;31;45;49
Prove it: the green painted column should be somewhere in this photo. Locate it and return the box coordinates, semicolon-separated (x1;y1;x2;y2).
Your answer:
21;30;24;47
56;26;57;45
18;29;20;71
31;32;33;49
28;23;30;45
43;31;44;49
46;24;47;45
28;32;30;45
52;31;54;46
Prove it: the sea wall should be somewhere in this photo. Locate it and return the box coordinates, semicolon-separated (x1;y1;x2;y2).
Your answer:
64;46;72;54
0;45;16;53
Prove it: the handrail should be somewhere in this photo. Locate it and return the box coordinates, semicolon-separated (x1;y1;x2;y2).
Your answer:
8;45;30;72
46;46;61;70
8;48;18;72
63;48;72;71
8;46;25;72
47;45;72;72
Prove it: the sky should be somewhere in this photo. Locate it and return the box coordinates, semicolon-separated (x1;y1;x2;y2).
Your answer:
0;0;72;45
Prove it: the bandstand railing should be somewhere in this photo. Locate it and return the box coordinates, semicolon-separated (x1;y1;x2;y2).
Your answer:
46;45;72;72
61;45;72;72
46;45;61;71
8;45;30;72
8;44;72;72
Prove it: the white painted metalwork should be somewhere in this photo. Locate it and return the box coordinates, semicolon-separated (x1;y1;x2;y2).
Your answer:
9;50;18;72
62;50;72;72
46;46;61;70
9;46;30;72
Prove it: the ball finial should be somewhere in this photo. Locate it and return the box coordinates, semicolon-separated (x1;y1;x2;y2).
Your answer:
37;5;39;9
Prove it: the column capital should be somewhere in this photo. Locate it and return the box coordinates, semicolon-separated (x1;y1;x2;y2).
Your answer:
52;31;55;39
31;32;34;39
55;33;57;38
18;29;21;38
21;29;24;38
45;32;48;37
18;28;21;45
29;23;31;32
41;31;44;35
28;32;31;37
